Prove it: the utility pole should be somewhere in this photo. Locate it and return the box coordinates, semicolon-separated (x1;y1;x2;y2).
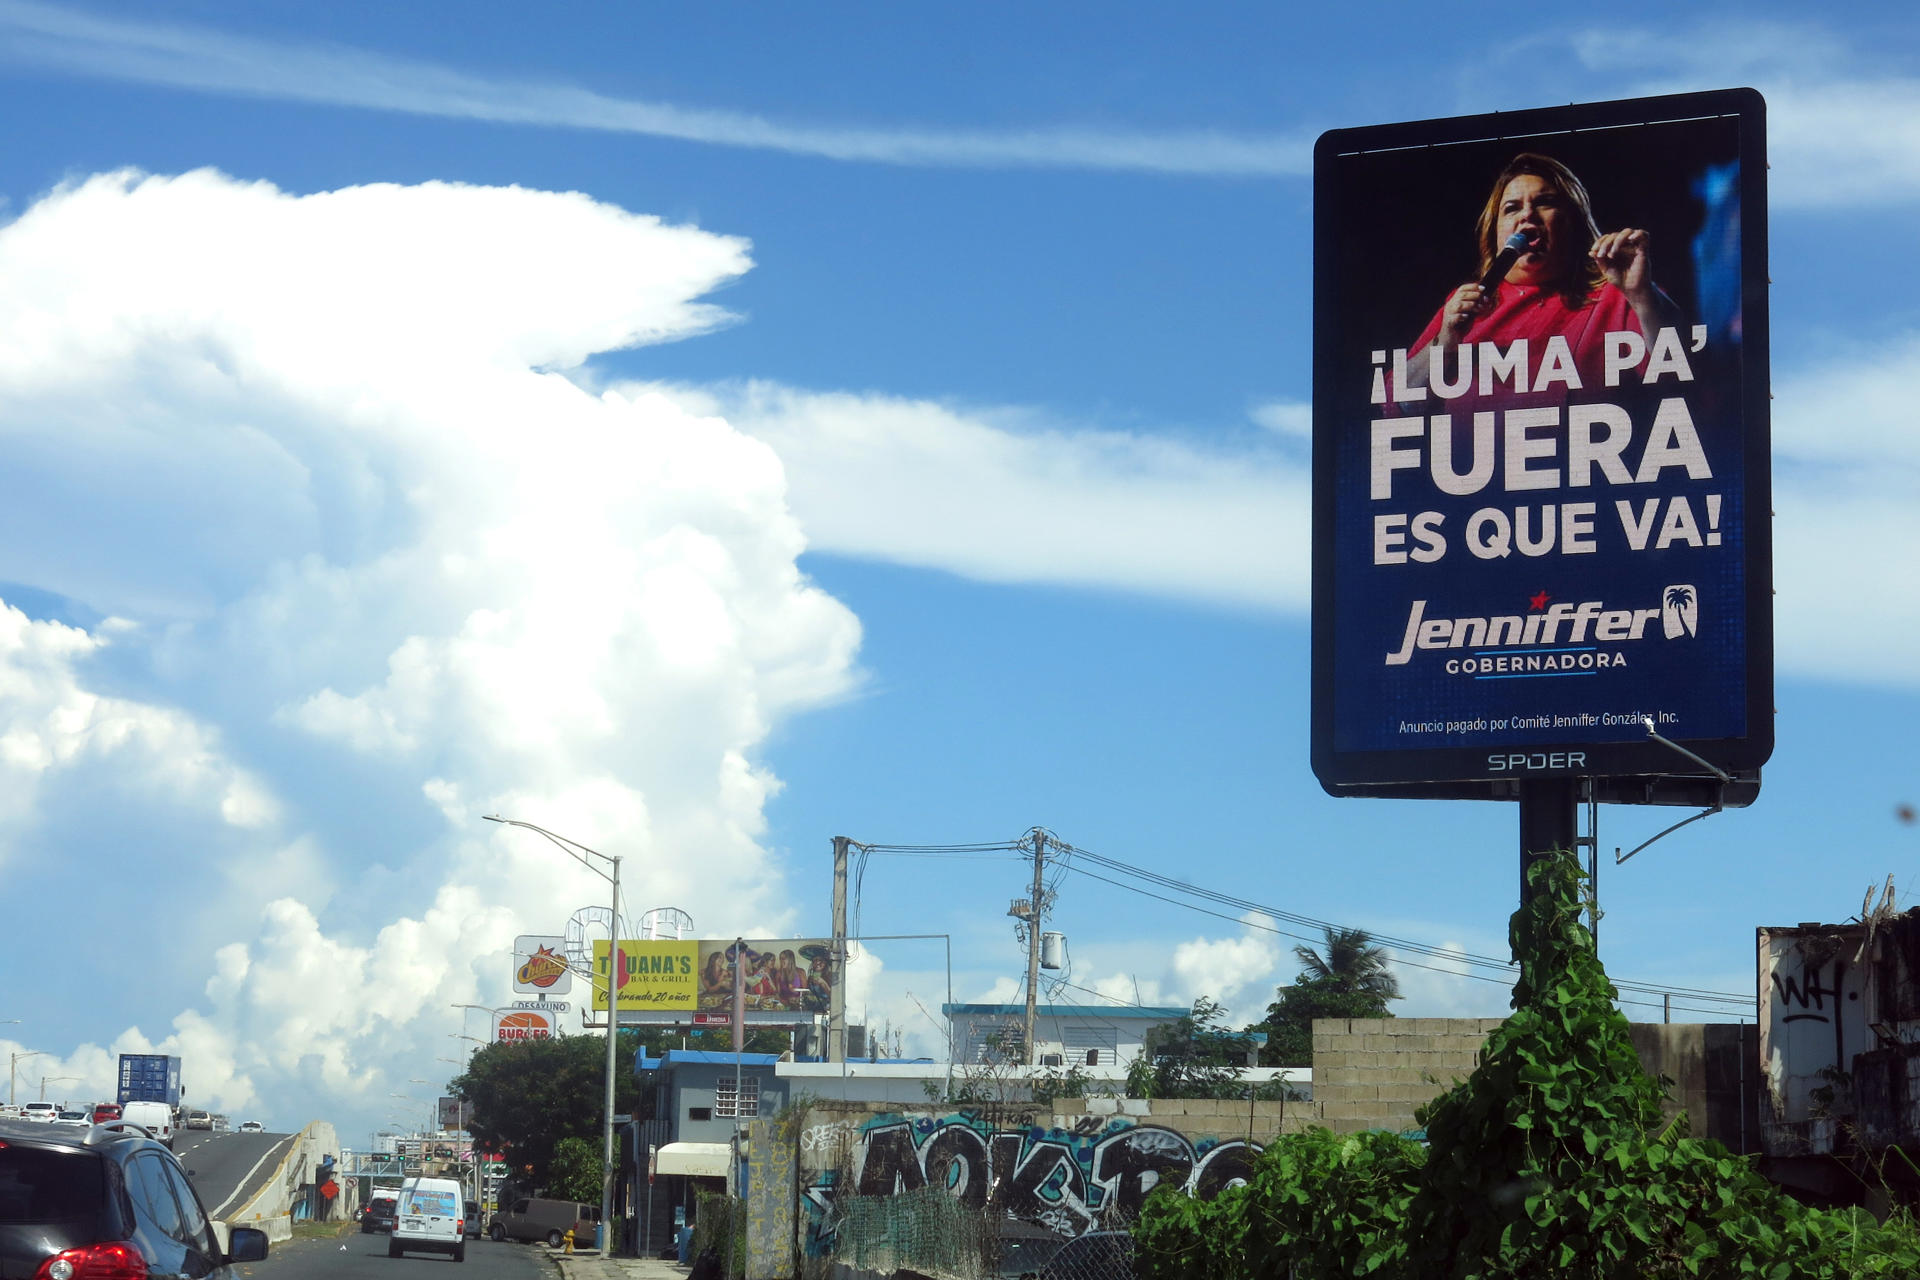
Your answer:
829;836;849;1063
1023;829;1046;1065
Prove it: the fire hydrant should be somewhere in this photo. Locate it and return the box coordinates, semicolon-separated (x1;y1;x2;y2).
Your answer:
562;1228;575;1255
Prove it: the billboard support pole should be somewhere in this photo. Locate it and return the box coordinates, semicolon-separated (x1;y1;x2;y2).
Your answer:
1518;779;1578;911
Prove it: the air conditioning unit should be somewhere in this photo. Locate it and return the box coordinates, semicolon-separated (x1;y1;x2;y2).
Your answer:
1039;1053;1064;1067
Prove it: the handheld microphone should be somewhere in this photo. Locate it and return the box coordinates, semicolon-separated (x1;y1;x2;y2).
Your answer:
1479;231;1534;289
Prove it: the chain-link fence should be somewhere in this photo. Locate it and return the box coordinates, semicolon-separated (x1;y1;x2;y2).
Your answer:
804;1188;1136;1280
690;1190;747;1276
829;1185;995;1278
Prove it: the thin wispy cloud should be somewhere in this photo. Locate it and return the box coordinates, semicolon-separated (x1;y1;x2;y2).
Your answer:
1544;20;1920;210
0;0;1309;177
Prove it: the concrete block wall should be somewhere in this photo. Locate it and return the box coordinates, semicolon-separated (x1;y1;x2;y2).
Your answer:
1315;1019;1760;1149
1051;1094;1322;1141
1313;1018;1504;1135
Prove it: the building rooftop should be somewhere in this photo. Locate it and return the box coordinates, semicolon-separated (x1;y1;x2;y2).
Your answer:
941;1002;1190;1019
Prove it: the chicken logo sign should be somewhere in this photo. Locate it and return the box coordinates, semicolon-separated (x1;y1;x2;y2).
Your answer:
493;1008;554;1042
511;934;571;995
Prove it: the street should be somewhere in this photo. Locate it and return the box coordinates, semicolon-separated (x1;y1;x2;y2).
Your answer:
176;1129;299;1222
241;1230;554;1280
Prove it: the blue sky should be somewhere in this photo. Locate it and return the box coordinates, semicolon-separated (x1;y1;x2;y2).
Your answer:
0;1;1914;1142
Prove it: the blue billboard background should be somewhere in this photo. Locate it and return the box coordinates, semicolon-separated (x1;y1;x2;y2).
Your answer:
1311;92;1770;793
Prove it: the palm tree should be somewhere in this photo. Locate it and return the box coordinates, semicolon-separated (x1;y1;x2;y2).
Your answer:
1293;926;1401;1002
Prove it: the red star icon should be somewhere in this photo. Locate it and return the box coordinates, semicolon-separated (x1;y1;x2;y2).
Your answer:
1528;590;1551;611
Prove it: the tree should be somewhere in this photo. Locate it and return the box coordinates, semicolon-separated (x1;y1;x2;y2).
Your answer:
1255;927;1402;1067
449;1034;642;1190
1291;926;1401;1002
1135;853;1920;1279
545;1136;603;1204
1131;998;1270;1101
1257;976;1397;1067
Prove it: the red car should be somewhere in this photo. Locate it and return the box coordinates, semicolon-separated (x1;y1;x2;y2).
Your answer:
90;1103;122;1124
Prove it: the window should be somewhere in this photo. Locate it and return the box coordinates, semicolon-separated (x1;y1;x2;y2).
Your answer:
688;1107;712;1122
965;1021;1024;1064
0;1147;103;1222
713;1075;759;1118
159;1159;218;1259
1063;1026;1118;1066
128;1154;186;1245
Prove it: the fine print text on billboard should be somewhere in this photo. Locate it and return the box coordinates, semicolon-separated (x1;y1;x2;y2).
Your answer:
1311;89;1772;800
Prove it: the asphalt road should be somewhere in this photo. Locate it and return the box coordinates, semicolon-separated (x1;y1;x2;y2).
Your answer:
246;1230;551;1280
175;1128;300;1221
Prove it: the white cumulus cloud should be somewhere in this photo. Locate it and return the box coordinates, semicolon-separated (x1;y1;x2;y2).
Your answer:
0;168;860;1133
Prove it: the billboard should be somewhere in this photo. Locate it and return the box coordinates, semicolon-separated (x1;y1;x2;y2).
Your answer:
592;939;698;1011
590;938;836;1016
511;934;572;995
436;1096;473;1130
492;1007;555;1042
1311;89;1771;802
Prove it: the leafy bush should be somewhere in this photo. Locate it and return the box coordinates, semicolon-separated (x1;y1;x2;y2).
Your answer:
545;1136;602;1204
1135;851;1920;1279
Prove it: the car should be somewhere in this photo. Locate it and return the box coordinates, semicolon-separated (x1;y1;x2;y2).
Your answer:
0;1116;270;1280
361;1196;399;1234
487;1197;598;1247
52;1111;91;1127
238;1120;264;1133
20;1102;59;1124
91;1103;123;1124
389;1176;465;1261
184;1109;212;1131
464;1200;482;1239
994;1223;1068;1279
119;1100;176;1149
1034;1230;1134;1280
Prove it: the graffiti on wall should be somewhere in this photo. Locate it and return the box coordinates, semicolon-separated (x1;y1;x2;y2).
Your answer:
1759;929;1870;1156
801;1112;1259;1251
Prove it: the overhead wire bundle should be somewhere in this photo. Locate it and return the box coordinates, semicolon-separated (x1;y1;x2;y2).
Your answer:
848;831;1754;1021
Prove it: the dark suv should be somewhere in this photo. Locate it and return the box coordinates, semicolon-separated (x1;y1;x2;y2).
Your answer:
0;1118;269;1280
360;1196;398;1233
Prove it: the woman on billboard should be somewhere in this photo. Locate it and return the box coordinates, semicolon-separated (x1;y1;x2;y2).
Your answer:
1394;153;1683;400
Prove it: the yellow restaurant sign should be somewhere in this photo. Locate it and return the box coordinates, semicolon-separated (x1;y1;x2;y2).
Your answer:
590;940;699;1011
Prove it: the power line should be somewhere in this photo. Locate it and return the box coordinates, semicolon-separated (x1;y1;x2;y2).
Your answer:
851;834;1754;1014
1054;837;1752;1010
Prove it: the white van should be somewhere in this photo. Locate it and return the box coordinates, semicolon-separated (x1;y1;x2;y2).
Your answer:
119;1100;175;1148
390;1176;466;1261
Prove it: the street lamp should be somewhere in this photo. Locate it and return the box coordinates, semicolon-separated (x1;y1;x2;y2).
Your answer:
9;1051;47;1106
484;814;622;1259
39;1075;81;1103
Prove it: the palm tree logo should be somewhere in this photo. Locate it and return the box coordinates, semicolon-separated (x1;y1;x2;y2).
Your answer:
1662;585;1698;639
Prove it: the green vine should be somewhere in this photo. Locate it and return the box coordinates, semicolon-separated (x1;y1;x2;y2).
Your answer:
1135;850;1920;1279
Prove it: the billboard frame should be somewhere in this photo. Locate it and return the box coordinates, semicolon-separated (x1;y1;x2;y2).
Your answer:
1309;87;1772;805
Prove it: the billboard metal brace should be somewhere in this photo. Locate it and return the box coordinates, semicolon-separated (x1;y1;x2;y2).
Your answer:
1616;720;1736;867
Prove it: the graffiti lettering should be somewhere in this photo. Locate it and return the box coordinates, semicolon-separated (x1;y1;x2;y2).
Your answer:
922;1125;988;1208
1772;962;1844;1024
853;1122;926;1197
800;1119;860;1154
804;1113;1261;1254
1092;1126;1193;1219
